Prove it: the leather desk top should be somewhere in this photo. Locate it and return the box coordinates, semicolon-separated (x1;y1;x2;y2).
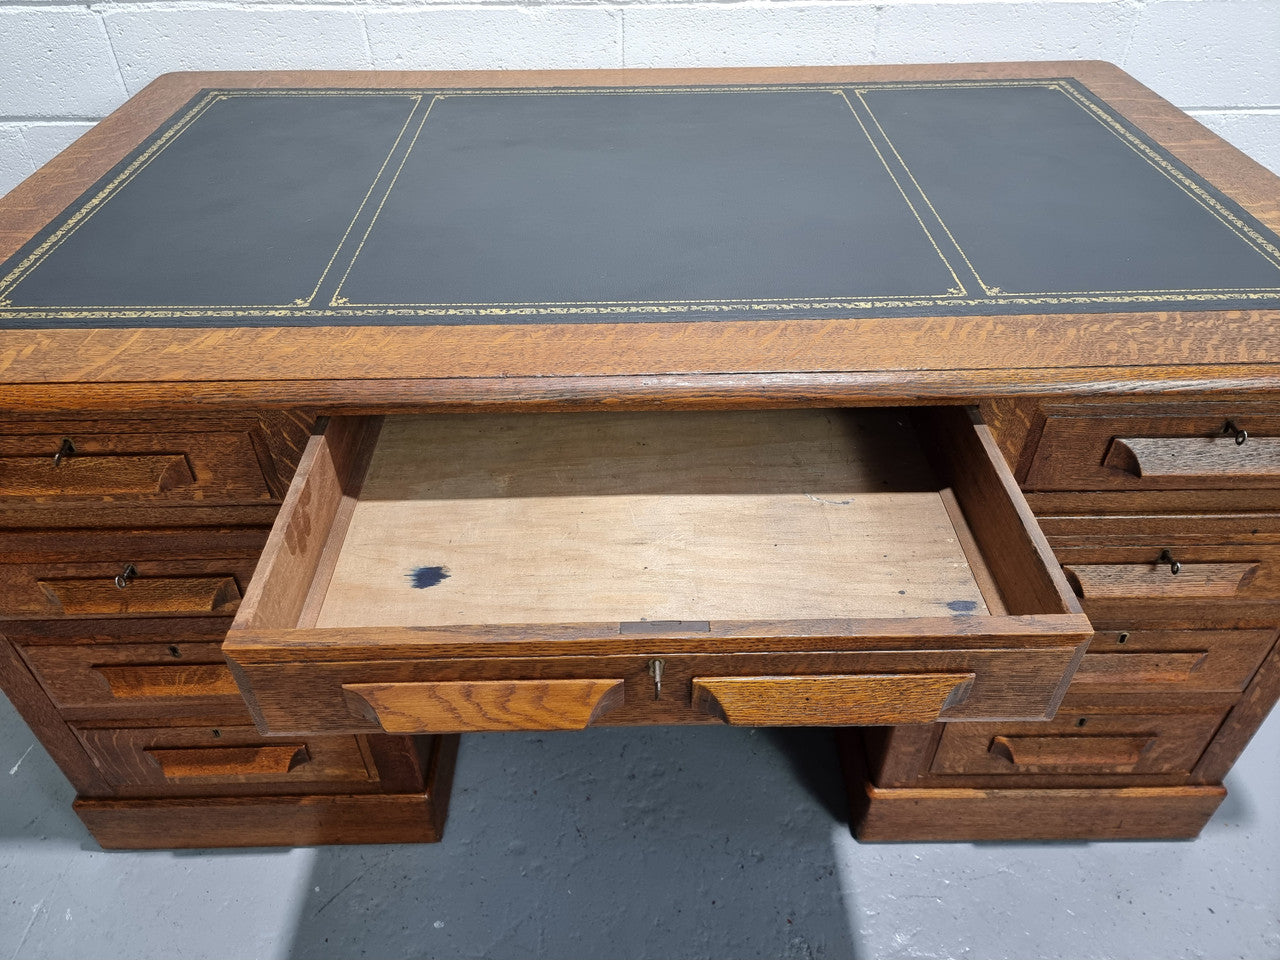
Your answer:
0;63;1277;409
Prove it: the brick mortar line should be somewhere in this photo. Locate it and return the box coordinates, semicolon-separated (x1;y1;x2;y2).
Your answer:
3;108;1277;129
0;0;1154;8
3;109;1277;135
1188;107;1280;115
0;118;104;125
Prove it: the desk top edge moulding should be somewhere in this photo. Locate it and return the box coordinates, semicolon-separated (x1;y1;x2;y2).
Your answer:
2;62;1280;848
0;61;1279;411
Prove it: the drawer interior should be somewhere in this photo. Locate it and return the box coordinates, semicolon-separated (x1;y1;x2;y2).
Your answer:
225;407;1091;734
318;410;988;626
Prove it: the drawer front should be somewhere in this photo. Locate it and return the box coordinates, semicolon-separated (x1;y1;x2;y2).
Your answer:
1;525;270;565
930;709;1227;776
226;408;1091;734
1037;510;1280;548
231;646;1086;735
0;558;257;619
1072;626;1277;694
73;724;377;796
1052;542;1280;626
1025;405;1280;493
18;640;245;719
0;420;285;506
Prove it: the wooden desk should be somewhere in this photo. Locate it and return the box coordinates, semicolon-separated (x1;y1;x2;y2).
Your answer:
2;63;1277;847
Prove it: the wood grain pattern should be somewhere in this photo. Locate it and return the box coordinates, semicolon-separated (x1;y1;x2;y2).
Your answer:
1;558;258;619
0;418;281;504
1069;624;1278;693
231;646;1084;734
1028;488;1280;517
92;663;241;701
691;672;976;726
73;733;456;847
224;408;1092;734
0;636;111;795
1103;436;1280;480
1065;563;1262;600
2;63;1278;844
0;454;194;496
73;723;376;796
852;782;1226;842
231;417;379;632
1038;510;1280;546
1051;542;1280;623
0;407;455;849
5;621;248;722
859;724;944;788
4;366;1280;416
144;743;310;780
988;734;1154;768
74;786;451;849
0;65;1277;405
0;525;270;564
1192;631;1280;782
38;575;243;617
979;397;1046;481
1026;405;1280;491
840;727;1229;840
342;678;626;732
315;410;987;627
918;407;1083;618
1075;652;1210;686
930;709;1225;776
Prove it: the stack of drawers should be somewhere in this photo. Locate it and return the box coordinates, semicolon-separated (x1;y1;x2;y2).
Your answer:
0;412;456;848
850;398;1280;841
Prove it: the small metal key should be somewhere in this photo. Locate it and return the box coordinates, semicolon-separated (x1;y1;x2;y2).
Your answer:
648;659;665;700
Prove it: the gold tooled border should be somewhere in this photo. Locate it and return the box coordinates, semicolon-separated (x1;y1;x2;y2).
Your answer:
2;79;1279;321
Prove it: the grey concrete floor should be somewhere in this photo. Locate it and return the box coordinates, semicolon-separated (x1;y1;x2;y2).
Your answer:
1;696;1277;959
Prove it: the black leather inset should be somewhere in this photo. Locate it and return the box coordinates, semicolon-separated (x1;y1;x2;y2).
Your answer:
333;90;960;308
1;80;1278;329
2;93;419;308
861;84;1280;295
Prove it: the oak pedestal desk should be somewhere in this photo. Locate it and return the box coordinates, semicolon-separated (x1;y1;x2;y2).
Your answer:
2;63;1279;848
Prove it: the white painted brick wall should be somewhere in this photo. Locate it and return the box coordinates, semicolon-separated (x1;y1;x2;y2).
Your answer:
364;8;623;70
0;0;1277;196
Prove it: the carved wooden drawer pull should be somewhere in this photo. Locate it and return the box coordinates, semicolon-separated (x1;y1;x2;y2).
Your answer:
38;575;243;616
1103;434;1280;480
692;673;976;726
0;450;196;496
1064;563;1260;600
92;663;240;700
990;734;1155;768
342;679;626;733
144;744;311;780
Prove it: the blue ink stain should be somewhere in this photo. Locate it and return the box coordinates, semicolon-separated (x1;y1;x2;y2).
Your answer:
409;566;450;589
947;599;979;613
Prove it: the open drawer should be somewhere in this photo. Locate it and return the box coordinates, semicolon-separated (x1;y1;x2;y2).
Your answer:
223;408;1092;735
